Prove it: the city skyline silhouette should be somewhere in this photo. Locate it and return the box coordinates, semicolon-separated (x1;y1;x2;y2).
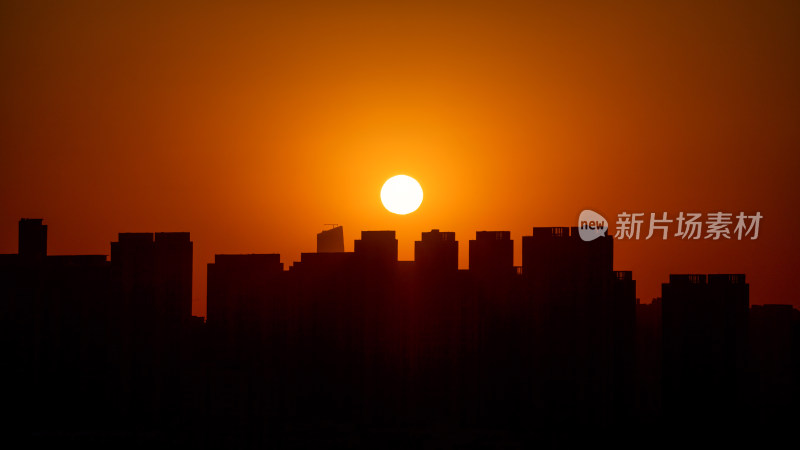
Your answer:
2;1;799;447
2;218;797;446
3;2;800;316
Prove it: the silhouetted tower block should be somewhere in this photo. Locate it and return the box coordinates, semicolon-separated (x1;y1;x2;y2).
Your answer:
465;232;514;419
520;226;615;339
414;229;458;274
18;218;47;262
288;250;362;419
522;226;569;281
154;232;193;323
611;270;637;418
111;233;156;312
635;298;662;420
612;271;636;311
206;254;284;423
521;226;613;295
291;251;355;273
207;254;284;356
317;225;344;253
207;253;283;325
749;304;798;422
24;253;113;427
519;226;616;422
468;231;513;280
661;274;749;422
111;232;193;325
354;231;398;267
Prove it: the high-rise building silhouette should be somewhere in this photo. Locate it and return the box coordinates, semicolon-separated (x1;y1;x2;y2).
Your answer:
111;233;157;315
749;304;798;423
522;226;613;292
317;225;344;253
206;253;287;426
354;231;398;266
2;220;117;430
4;217;800;447
207;253;283;334
154;232;193;323
108;231;193;422
635;298;662;420
519;227;617;423
111;232;193;325
18;218;47;263
468;231;513;280
610;270;637;418
661;274;749;425
414;229;458;273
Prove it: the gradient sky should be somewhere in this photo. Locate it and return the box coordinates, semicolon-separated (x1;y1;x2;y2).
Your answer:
1;0;799;316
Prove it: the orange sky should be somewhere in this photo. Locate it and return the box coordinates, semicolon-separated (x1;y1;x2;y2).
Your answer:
1;1;798;316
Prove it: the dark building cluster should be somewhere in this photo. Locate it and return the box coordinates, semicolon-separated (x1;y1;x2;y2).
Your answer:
1;220;798;447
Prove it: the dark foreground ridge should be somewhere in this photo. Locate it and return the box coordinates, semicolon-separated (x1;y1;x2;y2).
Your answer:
1;220;798;448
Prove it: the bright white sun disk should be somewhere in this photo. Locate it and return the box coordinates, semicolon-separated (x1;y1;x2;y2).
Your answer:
381;175;423;215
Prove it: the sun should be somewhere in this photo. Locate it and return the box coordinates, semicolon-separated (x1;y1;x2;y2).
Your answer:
381;175;423;215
